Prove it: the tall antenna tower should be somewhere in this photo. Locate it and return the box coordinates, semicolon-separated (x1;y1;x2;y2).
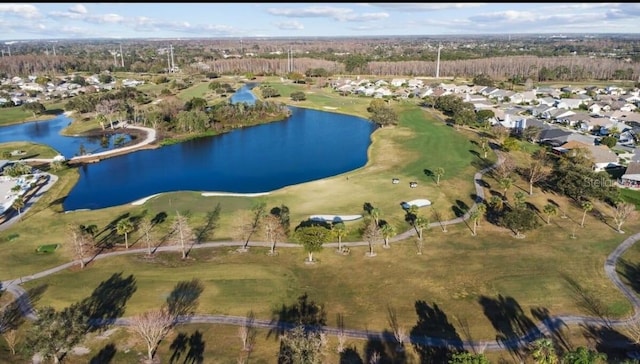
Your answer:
111;49;117;67
7;46;10;57
287;48;293;73
435;43;442;79
119;44;124;67
170;44;175;71
53;45;56;56
167;47;171;72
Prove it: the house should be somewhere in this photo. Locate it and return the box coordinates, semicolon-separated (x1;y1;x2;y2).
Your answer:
531;105;555;117
539;128;573;146
555;98;585;110
538;97;556;106
619;161;640;189
559;141;619;171
407;79;423;89
545;109;575;121
390;78;406;87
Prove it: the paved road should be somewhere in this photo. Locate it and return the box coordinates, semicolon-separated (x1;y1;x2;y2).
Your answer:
2;143;640;353
68;124;156;163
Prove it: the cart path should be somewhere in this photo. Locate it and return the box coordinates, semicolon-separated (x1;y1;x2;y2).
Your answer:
2;149;640;352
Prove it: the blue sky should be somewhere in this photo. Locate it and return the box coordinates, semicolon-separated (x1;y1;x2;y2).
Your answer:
1;3;640;41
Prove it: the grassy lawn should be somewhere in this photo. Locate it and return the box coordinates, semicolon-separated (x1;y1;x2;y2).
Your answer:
0;142;60;160
0;102;65;127
177;82;213;101
1;79;640;362
620;188;640;209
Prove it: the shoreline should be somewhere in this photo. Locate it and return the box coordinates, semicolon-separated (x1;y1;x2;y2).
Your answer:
130;191;272;206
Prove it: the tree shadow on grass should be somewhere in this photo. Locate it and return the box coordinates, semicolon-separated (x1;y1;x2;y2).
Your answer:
410;300;463;364
363;332;406;364
95;212;131;249
78;272;137;332
452;200;469;218
89;343;117;364
530;307;571;356
2;283;48;325
423;169;435;183
340;347;364;364
560;273;611;325
581;323;637;362
478;294;540;361
267;292;326;340
617;258;640;295
165;278;205;322
169;330;205;364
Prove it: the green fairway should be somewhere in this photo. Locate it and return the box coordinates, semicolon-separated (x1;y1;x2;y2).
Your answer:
620;188;640;209
0;141;61;160
1;78;639;363
35;244;59;253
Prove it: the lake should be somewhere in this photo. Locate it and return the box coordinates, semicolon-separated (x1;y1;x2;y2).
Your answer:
0;87;376;211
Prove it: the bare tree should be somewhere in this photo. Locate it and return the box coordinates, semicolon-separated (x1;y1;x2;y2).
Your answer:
139;216;154;256
235;202;266;251
493;155;515;182
128;308;174;362
238;311;257;353
523;160;548;196
171;211;194;259
613;201;637;234
67;224;94;269
263;214;286;256
387;305;407;352
95;99;121;130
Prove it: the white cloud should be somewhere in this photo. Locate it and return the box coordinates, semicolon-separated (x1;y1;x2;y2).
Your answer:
0;4;41;19
369;3;486;11
69;4;88;14
469;10;537;23
275;21;304;30
91;13;125;24
267;6;388;22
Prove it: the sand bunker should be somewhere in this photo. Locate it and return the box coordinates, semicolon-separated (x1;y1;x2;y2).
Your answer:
309;214;362;222
401;199;432;209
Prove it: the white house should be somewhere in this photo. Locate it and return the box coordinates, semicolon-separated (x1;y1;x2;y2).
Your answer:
390;78;406;87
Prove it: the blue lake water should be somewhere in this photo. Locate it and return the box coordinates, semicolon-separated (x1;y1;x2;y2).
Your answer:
0;116;131;158
0;86;376;211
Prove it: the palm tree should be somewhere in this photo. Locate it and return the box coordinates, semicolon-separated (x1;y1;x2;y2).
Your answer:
530;338;558;364
332;222;347;253
499;177;513;201
489;195;504;212
370;207;381;226
116;218;134;249
581;200;593;228
414;216;429;240
380;223;396;248
475;203;487;227
435;167;445;185
469;209;480;236
543;204;557;225
12;196;24;219
513;191;527;209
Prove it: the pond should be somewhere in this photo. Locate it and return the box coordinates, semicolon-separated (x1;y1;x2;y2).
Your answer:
63;106;376;210
0;85;376;211
0;116;131;159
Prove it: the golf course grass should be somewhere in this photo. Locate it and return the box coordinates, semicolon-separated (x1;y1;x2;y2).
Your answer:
1;78;639;362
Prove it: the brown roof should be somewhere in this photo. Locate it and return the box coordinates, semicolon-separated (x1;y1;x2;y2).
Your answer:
562;141;618;164
625;161;640;175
